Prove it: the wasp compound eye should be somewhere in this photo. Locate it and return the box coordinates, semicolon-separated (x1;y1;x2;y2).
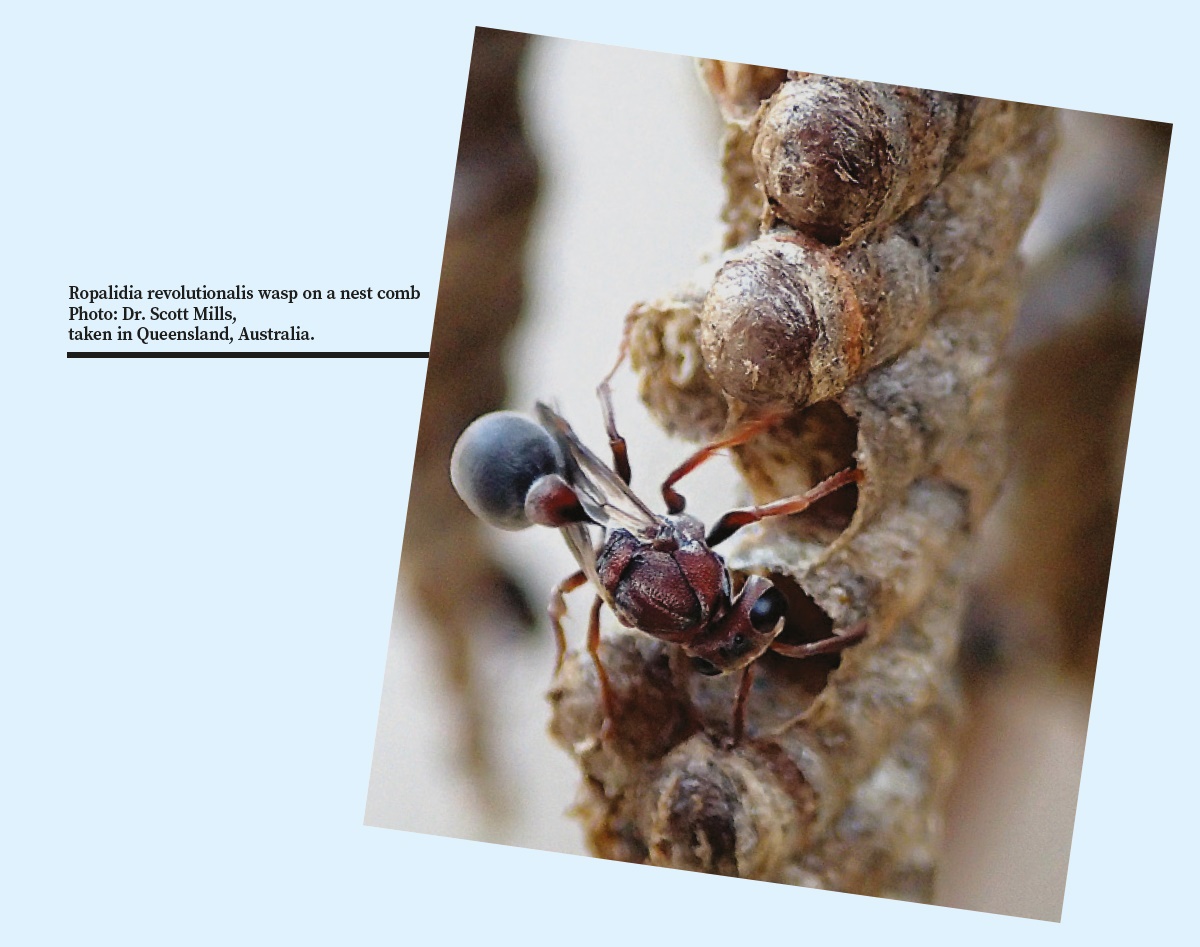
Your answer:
450;412;565;531
748;586;787;632
690;657;721;677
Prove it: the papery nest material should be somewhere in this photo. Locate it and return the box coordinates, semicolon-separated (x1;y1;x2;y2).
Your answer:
549;68;1057;899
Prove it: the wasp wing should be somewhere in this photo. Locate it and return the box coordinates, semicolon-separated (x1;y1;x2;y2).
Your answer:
556;520;610;608
535;402;661;540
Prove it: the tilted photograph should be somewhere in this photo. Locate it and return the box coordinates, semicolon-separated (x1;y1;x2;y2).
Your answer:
366;28;1169;922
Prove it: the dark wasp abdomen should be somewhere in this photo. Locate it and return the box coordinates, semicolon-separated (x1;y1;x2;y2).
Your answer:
450;411;565;531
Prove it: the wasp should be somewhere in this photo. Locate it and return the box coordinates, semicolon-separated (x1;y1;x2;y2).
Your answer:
450;382;865;743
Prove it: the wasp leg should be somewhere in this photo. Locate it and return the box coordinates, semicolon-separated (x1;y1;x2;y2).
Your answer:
596;327;633;486
769;620;868;659
706;467;863;547
585;594;618;741
548;570;588;672
660;410;789;514
730;661;757;746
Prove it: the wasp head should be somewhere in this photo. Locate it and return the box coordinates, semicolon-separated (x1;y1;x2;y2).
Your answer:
684;575;787;675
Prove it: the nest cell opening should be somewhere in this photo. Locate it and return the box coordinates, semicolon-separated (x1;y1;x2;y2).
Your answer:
732;400;861;541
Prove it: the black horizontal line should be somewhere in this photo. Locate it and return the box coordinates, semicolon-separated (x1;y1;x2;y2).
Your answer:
67;351;430;359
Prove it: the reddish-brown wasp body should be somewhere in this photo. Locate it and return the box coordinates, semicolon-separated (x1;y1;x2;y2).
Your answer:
451;393;864;741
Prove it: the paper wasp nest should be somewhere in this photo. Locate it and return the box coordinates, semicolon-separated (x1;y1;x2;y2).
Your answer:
548;66;1056;897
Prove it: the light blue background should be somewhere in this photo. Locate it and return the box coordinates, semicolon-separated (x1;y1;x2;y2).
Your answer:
4;1;1195;943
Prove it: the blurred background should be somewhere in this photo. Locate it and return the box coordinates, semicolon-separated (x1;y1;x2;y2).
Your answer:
364;30;1168;922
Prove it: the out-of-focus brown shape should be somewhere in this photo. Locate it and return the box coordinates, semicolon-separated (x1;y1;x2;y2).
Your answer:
550;66;1056;901
941;115;1168;920
965;117;1169;683
984;313;1141;678
398;28;539;807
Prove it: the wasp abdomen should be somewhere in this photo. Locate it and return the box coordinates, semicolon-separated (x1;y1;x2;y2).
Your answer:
450;411;565;530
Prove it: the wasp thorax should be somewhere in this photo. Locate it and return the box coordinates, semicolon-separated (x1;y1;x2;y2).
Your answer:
601;527;728;638
450;411;564;530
